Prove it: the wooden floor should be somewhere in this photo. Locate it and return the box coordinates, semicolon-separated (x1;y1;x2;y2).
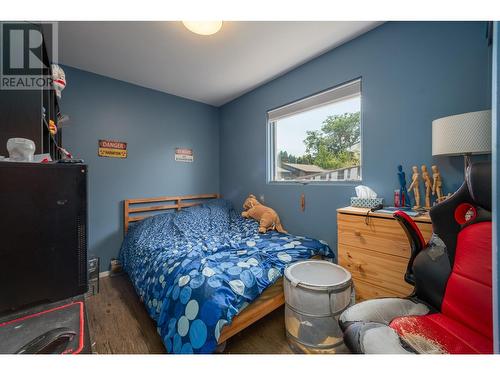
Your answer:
85;275;293;354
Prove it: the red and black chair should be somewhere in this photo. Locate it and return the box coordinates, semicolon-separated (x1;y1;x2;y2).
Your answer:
339;161;492;354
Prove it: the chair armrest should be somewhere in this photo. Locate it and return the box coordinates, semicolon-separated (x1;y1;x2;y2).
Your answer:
393;211;426;285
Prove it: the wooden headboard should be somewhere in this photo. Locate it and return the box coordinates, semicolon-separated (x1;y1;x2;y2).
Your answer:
123;193;220;234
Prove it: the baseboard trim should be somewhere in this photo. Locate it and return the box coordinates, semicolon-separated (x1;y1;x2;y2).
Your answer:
99;271;110;278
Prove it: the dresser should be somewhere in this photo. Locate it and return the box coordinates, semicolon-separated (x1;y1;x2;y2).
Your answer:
337;206;432;302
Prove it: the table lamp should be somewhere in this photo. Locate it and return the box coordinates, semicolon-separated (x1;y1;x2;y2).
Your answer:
432;110;492;173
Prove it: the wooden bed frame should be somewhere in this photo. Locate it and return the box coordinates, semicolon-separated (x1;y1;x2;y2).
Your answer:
123;193;286;345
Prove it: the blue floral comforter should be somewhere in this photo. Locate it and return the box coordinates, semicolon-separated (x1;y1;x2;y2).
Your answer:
119;199;334;354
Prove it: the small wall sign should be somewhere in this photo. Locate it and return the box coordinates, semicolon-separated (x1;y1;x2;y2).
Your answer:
98;140;127;158
175;148;193;162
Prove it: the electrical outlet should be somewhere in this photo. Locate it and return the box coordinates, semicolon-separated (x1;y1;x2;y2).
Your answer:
259;194;265;202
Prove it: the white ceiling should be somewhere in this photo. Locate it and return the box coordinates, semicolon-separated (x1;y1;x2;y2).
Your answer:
59;21;382;106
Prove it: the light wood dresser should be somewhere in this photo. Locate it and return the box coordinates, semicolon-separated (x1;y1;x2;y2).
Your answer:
337;206;433;302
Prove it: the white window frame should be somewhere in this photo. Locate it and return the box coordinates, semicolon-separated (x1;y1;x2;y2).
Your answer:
266;78;363;185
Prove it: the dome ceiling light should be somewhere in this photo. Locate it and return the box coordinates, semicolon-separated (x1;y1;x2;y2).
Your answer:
182;21;223;36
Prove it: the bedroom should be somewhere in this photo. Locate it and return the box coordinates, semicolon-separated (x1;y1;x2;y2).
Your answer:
0;0;499;372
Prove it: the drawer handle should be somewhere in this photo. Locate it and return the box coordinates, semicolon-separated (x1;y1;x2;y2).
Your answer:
354;230;361;236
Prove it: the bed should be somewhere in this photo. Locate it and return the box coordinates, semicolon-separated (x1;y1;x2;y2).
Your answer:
119;194;334;353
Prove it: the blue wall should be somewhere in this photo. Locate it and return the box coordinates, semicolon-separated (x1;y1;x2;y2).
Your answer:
61;66;220;270
219;21;491;255
492;21;499;354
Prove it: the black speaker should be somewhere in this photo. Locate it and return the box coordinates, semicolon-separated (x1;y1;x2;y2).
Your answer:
0;162;88;313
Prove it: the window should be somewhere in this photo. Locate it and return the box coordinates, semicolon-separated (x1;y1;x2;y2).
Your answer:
267;79;362;183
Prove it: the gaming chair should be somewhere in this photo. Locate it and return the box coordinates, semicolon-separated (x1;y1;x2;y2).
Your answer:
339;161;492;354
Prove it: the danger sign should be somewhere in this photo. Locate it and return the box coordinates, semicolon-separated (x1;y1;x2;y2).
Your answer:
98;140;127;158
175;148;193;162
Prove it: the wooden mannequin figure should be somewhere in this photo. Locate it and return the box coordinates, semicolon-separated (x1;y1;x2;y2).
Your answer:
408;165;421;209
421;164;432;209
432;165;443;202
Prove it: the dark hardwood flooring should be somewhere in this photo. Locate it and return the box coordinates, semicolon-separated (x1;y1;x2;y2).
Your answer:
85;275;294;354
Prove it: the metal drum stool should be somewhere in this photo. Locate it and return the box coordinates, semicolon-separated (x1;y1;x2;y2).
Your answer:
284;260;353;353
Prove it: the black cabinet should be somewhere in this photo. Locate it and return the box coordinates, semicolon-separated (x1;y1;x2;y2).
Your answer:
0;162;88;313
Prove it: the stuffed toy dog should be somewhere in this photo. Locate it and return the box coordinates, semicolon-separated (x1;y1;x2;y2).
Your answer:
242;194;287;234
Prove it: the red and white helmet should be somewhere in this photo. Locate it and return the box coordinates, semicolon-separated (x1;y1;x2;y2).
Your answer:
51;64;66;98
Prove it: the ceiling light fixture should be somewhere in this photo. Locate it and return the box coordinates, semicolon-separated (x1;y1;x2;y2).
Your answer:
182;21;223;36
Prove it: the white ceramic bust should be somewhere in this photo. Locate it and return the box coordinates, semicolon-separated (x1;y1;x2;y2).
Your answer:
6;138;36;162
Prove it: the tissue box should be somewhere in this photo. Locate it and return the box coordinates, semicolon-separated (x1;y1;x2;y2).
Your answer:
350;197;384;208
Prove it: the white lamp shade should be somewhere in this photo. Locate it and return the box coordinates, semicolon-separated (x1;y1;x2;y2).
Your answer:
432;110;492;156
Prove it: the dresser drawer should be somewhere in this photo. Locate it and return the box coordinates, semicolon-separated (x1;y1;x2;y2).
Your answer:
353;278;405;302
338;244;414;297
337;213;432;258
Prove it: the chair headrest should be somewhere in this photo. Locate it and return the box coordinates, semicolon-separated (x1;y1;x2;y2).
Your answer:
466;161;491;212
